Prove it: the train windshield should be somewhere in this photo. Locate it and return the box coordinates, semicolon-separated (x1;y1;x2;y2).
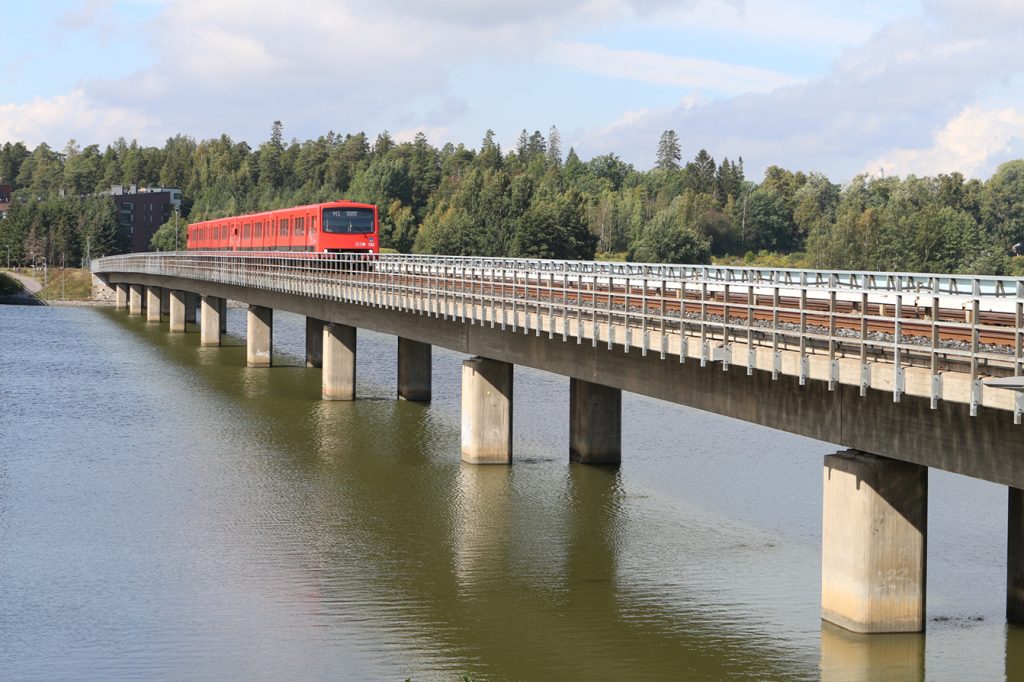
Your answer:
322;207;375;233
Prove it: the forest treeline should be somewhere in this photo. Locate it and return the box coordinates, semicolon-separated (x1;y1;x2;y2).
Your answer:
1;122;1023;275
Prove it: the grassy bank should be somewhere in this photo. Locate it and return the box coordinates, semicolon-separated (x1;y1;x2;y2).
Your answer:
35;269;94;301
0;272;22;296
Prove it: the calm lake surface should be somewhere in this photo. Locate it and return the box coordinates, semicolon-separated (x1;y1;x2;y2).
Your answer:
1;304;1022;680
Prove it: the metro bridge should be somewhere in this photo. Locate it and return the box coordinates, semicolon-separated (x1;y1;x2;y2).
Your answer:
91;252;1024;635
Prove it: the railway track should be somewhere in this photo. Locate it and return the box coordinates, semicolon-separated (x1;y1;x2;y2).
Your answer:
373;272;1021;351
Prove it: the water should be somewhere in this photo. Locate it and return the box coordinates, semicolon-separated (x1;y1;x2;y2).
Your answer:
1;305;1021;681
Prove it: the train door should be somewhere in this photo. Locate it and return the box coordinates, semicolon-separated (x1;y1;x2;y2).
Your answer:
231;224;240;251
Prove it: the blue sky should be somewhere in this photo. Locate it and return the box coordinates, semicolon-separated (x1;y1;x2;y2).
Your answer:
2;0;1024;181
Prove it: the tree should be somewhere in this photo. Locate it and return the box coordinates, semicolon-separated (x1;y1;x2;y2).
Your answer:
630;209;711;264
684;149;716;194
656;130;681;171
546;125;562;168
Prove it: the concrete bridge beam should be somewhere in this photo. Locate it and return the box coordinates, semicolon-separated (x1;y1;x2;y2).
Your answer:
185;291;198;325
398;337;432;401
246;305;273;367
1010;487;1024;623
323;323;356;400
461;356;513;464
129;284;143;315
306;317;324;368
821;451;927;633
570;378;621;465
146;286;162;322
200;295;223;347
115;283;128;309
169;290;186;333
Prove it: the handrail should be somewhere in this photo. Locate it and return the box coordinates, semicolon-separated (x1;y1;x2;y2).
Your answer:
92;251;1024;420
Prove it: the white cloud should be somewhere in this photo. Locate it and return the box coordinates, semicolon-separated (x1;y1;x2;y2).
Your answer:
864;106;1024;177
545;42;803;93
574;0;1024;179
0;89;157;148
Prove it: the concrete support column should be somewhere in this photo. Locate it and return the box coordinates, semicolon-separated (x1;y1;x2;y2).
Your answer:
185;292;198;325
569;378;621;465
246;305;273;367
146;286;162;322
322;323;356;400
200;295;222;347
461;356;513;464
821;451;928;633
115;283;128;309
398;337;432;401
306;317;324;368
1009;487;1024;623
169;290;186;333
129;284;143;315
218;297;228;333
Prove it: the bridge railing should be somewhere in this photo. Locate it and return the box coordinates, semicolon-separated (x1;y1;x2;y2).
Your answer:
93;252;1024;419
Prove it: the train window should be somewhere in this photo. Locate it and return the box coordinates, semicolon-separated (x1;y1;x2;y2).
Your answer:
243;223;251;239
323;207;374;233
295;217;304;237
280;218;289;236
257;222;262;238
311;216;316;233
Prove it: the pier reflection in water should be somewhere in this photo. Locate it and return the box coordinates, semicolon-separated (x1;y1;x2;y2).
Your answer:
0;305;1020;680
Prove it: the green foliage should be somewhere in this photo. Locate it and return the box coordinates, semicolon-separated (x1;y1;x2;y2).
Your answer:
2;121;1024;276
630;209;711;265
150;215;186;252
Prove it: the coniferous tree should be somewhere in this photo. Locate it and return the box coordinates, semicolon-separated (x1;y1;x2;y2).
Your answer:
656;130;681;171
546;126;562;168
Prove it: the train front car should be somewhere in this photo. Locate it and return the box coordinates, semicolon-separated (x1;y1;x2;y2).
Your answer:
317;202;379;254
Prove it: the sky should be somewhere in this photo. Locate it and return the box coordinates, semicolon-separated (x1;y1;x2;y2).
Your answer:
2;0;1024;182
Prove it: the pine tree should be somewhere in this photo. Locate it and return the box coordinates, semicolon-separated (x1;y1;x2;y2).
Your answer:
656;130;681;171
546;126;562;168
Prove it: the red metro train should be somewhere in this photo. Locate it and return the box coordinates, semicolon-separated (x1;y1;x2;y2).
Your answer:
186;201;379;253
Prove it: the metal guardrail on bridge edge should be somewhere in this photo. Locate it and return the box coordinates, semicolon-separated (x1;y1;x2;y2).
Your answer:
93;252;1024;421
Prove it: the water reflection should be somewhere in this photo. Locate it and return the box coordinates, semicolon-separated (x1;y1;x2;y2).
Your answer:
1;306;1015;681
819;621;924;682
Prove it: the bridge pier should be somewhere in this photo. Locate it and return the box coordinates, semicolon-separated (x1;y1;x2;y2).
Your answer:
129;284;143;315
185;292;198;325
461;357;513;464
821;451;927;633
146;286;162;322
115;283;128;309
200;295;222;347
306;317;324;368
246;305;273;367
322;323;356;400
169;290;186;332
398;338;432;401
569;378;621;465
1009;487;1024;623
